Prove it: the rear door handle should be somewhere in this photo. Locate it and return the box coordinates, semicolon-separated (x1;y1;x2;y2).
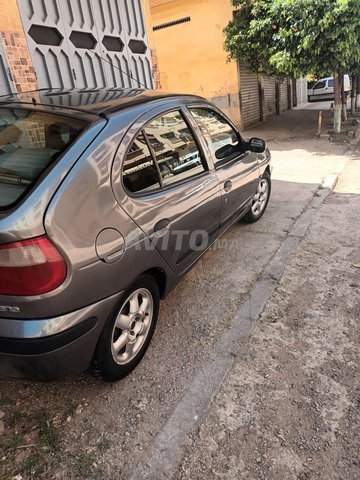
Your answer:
154;218;170;232
224;180;232;192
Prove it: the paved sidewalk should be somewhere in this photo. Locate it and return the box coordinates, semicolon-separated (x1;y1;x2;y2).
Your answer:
174;158;360;479
245;104;331;141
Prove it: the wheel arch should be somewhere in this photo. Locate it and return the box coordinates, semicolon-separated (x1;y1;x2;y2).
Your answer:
142;267;167;299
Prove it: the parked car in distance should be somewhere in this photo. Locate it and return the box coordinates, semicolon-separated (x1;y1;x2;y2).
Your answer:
307;75;351;102
0;88;271;382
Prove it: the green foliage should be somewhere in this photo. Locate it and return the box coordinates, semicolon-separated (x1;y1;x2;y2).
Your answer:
224;0;360;78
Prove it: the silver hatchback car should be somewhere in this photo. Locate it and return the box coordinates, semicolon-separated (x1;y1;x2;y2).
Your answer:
0;89;271;381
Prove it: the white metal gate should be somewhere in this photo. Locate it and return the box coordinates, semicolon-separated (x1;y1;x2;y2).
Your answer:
18;0;153;90
239;62;261;128
0;39;13;96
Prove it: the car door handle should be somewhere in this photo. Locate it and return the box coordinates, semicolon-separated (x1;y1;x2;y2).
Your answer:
154;218;170;232
224;180;232;192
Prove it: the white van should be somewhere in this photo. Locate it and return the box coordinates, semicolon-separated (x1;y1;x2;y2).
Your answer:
308;75;351;102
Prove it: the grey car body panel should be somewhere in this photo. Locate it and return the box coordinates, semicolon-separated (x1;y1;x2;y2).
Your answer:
0;88;271;378
0;291;122;338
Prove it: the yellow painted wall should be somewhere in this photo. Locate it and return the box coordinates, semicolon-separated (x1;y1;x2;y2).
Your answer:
0;0;22;31
147;0;242;127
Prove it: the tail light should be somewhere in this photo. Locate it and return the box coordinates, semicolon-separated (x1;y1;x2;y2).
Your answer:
0;236;67;296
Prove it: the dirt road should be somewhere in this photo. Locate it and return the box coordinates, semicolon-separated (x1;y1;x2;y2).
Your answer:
174;160;360;480
0;108;356;479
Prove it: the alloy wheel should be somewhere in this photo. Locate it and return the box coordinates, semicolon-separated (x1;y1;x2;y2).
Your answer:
251;178;269;216
111;288;154;365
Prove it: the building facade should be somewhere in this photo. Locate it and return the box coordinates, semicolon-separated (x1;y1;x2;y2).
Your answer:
0;0;308;128
0;0;153;95
147;0;300;130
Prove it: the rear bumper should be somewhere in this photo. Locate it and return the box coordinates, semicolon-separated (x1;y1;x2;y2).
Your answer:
0;292;123;380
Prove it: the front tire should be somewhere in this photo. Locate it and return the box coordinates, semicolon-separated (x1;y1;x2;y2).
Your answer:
93;275;160;382
243;171;271;224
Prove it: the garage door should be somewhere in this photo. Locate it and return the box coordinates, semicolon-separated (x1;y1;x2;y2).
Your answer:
18;0;153;90
263;76;277;119
279;80;289;112
239;62;261;128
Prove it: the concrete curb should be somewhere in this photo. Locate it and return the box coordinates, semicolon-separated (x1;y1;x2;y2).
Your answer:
129;177;341;480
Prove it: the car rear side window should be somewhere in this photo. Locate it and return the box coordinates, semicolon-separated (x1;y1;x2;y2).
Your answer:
189;107;244;167
144;110;206;187
123;132;161;194
0;108;87;210
328;79;334;88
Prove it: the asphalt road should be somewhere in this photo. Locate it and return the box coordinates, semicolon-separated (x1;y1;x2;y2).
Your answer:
0;115;353;479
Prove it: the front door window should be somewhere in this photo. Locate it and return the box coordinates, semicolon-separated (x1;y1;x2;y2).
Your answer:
189;107;245;167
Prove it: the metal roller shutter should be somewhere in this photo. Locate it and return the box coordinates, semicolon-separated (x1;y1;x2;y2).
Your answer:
263;76;277;119
279;80;289;112
239;62;261;128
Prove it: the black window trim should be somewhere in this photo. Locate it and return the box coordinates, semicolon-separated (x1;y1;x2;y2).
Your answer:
185;103;247;170
143;129;164;189
121;107;211;198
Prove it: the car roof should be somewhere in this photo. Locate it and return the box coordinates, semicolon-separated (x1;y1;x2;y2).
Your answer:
0;88;204;122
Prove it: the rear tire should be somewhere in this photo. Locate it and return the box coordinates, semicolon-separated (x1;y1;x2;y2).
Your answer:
242;171;271;224
93;275;160;382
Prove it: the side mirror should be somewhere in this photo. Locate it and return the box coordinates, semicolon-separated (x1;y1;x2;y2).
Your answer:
215;143;235;160
249;137;266;153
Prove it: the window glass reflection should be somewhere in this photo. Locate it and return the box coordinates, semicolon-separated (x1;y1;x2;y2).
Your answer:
123;132;160;193
144;111;205;186
190;108;243;166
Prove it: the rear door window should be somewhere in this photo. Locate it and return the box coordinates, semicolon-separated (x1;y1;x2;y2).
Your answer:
123;132;161;194
0;108;87;210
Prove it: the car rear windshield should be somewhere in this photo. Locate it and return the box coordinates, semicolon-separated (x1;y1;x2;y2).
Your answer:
0;108;88;210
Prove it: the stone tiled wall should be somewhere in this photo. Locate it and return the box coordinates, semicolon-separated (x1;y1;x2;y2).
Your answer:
1;31;37;92
0;0;38;93
26;121;45;149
